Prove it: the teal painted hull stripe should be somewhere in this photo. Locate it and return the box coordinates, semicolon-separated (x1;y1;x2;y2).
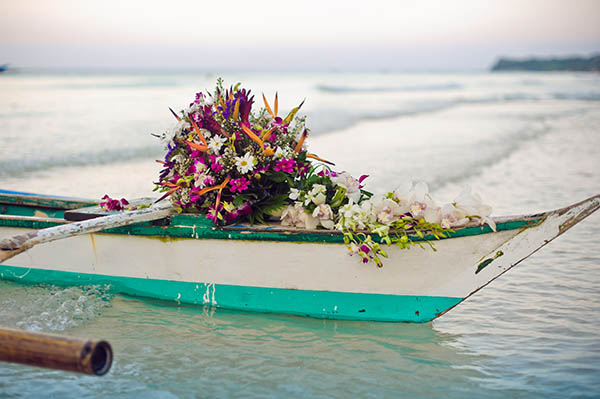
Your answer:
0;265;462;323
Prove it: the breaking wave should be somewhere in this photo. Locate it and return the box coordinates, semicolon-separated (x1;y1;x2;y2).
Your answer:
316;83;463;93
0;145;161;178
552;92;600;101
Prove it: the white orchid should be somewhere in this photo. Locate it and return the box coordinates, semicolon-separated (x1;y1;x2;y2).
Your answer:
193;173;208;189
454;186;496;231
337;199;376;231
440;203;470;229
289;188;300;201
281;202;319;229
392;180;415;214
332;172;361;202
161;119;190;148
300;211;319;230
405;182;439;222
306;184;327;206
281;203;302;227
171;153;186;164
186;102;202;114
312;204;335;229
371;195;402;225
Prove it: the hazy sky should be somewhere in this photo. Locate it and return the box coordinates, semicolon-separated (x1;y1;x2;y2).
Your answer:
1;0;599;71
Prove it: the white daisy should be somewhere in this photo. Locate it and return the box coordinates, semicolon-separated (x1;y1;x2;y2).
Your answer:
208;135;227;154
235;152;256;174
274;146;287;158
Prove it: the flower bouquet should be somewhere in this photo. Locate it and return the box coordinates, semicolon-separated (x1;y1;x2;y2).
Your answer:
152;79;495;266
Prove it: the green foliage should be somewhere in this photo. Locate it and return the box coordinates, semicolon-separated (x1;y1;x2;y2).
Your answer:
249;193;289;224
341;217;453;267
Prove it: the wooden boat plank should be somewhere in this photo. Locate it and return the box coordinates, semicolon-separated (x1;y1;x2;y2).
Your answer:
0;190;96;211
63;197;156;221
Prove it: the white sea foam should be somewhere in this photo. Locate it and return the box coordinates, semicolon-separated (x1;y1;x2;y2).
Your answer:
0;283;113;332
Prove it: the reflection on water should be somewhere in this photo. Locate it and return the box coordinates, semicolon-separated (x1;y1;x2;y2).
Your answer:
1;283;484;398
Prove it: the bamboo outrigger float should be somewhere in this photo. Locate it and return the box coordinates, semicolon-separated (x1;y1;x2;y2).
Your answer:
0;326;112;376
0;189;598;322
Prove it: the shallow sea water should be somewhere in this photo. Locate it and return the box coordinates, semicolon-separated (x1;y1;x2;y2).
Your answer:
0;71;599;398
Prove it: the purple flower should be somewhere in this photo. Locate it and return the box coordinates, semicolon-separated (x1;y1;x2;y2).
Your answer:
229;177;250;193
237;201;252;216
224;210;239;223
222;97;234;119
203;116;223;136
165;143;177;161
296;162;310;179
235;89;254;124
274;158;296;173
254;164;270;174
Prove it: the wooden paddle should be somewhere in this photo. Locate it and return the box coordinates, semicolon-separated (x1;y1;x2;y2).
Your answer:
0;201;173;263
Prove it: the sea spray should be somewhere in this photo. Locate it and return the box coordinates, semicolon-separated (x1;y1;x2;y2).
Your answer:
0;282;113;332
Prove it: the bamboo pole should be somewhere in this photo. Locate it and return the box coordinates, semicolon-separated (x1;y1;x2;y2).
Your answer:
0;201;173;263
0;327;113;376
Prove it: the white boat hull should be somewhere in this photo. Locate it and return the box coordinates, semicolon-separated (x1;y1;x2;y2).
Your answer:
1;194;598;322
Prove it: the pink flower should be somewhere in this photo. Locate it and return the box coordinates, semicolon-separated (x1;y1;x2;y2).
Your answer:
274;158;296;173
317;169;337;177
358;174;369;188
186;164;196;176
223;201;253;223
203;176;215;186
230;177;250;193
209;155;223;173
191;112;202;124
194;92;205;104
100;195;129;212
206;203;223;224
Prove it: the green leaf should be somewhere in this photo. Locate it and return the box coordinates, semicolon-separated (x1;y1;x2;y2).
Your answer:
270;171;290;183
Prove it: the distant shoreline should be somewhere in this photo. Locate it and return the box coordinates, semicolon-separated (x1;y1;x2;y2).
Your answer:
491;54;600;72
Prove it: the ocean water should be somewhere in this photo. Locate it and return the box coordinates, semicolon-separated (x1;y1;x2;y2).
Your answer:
0;70;599;398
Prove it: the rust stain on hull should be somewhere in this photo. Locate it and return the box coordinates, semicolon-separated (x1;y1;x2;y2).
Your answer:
90;234;97;260
558;195;600;235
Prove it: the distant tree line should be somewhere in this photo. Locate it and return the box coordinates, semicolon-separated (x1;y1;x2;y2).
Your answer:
491;54;600;72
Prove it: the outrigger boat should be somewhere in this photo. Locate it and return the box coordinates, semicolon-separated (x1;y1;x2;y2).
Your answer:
0;189;598;323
